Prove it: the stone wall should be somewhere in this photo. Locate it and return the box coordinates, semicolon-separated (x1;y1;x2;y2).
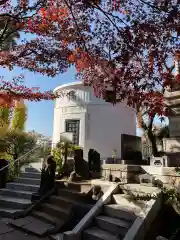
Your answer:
141;166;180;185
101;164;141;183
101;164;180;186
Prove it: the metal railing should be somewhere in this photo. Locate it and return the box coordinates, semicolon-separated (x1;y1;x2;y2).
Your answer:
0;145;41;174
0;138;54;174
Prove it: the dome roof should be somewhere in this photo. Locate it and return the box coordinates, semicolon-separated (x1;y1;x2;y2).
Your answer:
53;81;83;93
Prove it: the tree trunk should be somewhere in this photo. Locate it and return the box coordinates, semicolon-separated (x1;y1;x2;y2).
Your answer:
141;114;159;157
147;129;158;157
147;115;159;157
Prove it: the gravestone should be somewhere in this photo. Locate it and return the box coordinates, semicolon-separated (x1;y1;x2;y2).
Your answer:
121;134;142;164
88;149;100;172
73;149;90;180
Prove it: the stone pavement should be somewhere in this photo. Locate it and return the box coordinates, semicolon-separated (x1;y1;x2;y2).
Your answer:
0;219;51;240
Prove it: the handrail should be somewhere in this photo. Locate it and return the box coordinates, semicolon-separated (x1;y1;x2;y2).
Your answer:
0;145;41;174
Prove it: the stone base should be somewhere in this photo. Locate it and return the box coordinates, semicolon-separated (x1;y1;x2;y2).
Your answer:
163;138;180;166
101;164;141;183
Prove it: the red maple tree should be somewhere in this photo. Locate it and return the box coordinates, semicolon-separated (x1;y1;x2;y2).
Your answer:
0;0;179;112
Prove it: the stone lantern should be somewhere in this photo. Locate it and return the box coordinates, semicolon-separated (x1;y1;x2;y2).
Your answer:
163;52;180;166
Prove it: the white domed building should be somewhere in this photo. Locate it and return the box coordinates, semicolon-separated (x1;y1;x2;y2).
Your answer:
52;82;136;160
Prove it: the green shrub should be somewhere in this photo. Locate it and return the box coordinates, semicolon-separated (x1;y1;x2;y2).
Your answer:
7;160;16;182
52;147;63;174
52;142;82;175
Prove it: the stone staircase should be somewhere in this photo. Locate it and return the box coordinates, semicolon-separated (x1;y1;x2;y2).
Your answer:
83;184;160;240
7;181;95;237
0;166;41;217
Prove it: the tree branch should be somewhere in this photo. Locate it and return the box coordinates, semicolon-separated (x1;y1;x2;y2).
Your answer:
147;114;155;130
0;17;9;43
63;0;90;55
0;0;8;6
138;0;166;12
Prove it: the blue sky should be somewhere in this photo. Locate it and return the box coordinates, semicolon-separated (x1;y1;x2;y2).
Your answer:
1;66;77;137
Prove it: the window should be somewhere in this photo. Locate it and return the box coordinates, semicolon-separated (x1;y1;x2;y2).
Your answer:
65;120;80;145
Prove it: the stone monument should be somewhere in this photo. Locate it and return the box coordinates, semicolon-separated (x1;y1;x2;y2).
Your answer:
163;53;180;166
73;149;90;180
88;149;101;179
88;149;100;172
121;134;142;164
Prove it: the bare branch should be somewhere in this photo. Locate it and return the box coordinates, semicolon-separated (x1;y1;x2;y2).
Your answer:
63;0;90;56
138;0;165;12
0;0;8;6
0;17;9;44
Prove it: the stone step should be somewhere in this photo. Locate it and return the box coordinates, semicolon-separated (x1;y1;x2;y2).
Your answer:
32;211;64;226
112;194;147;212
42;203;70;220
6;182;39;192
95;215;131;237
49;195;72;208
21;220;54;237
104;204;137;222
83;227;120;240
0;195;31;209
22;172;41;179
9;216;54;237
15;177;41;185
49;195;93;210
0;222;14;235
0;188;33;200
25;167;41;173
0;207;22;217
0;224;51;240
58;188;90;202
57;181;92;192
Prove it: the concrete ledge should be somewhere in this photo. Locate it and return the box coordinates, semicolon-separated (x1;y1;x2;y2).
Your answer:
54;183;120;240
101;164;141;183
101;164;141;171
141;166;180;185
123;190;162;240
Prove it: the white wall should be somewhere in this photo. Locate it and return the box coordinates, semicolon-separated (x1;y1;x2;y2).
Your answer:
52;106;87;148
52;82;136;159
52;107;62;145
84;104;136;159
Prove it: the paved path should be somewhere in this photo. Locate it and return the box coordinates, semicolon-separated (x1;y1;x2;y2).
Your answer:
0;219;50;240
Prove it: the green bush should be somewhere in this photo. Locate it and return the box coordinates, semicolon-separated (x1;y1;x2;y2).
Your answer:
52;147;63;174
7;160;16;182
52;142;82;175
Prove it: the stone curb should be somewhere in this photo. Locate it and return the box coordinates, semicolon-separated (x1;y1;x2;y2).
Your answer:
123;189;162;240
